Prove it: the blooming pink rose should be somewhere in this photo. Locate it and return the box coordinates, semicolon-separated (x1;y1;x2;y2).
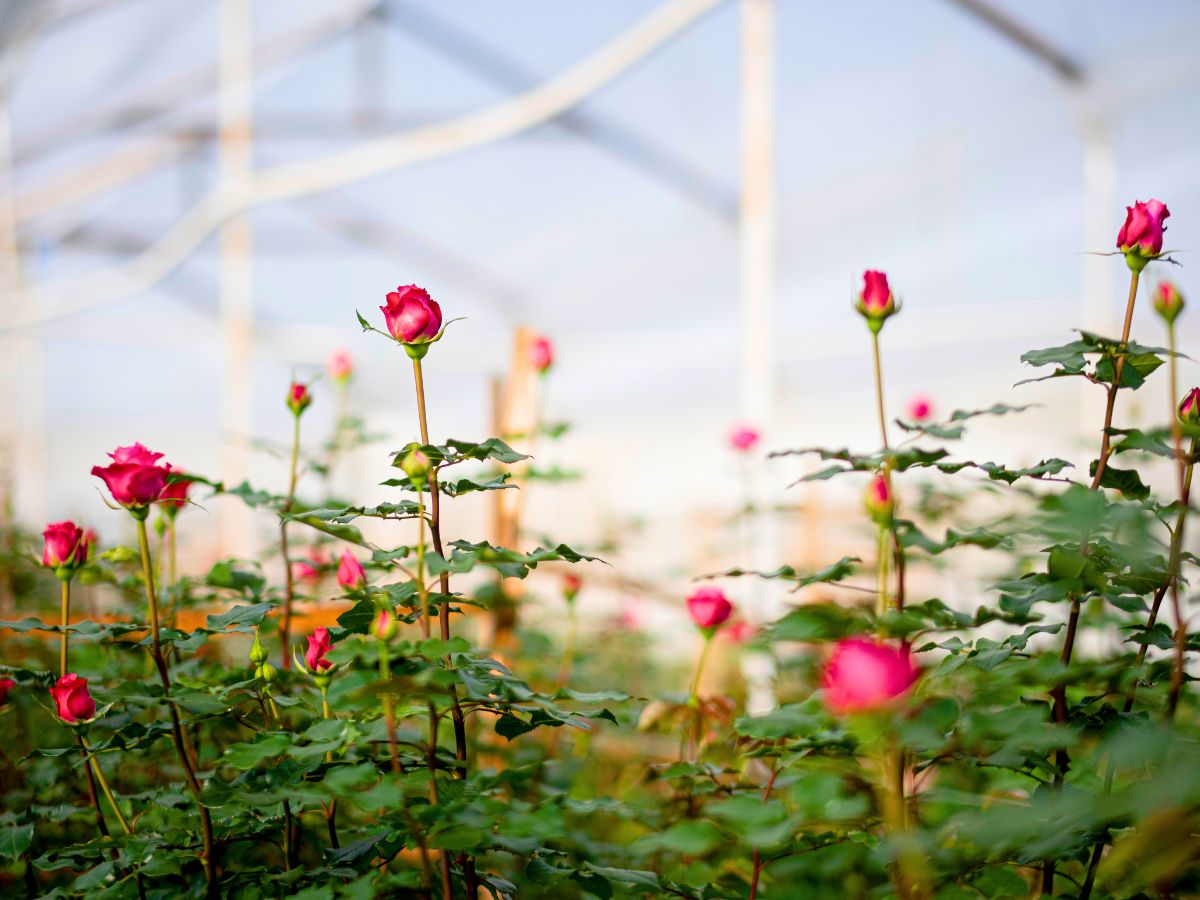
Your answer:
530;336;554;373
42;521;87;569
337;549;366;591
865;474;893;523
304;627;333;672
91;443;170;508
1153;281;1184;325
0;678;14;705
821;638;918;714
381;285;442;343
327;348;354;383
287;382;312;416
1117;199;1170;257
50;673;96;724
729;425;760;452
1180;388;1200;424
723;621;756;644
159;464;194;513
686;586;734;630
907;396;933;422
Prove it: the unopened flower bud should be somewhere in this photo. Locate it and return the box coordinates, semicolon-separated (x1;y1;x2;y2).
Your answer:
1117;199;1170;273
854;270;898;333
401;449;431;486
562;572;582;603
1179;388;1200;424
1154;280;1185;325
249;632;269;666
287;381;312;416
373;608;398;641
257;663;277;683
865;474;894;524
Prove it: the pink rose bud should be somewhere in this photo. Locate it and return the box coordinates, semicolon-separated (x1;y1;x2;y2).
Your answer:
91;443;170;509
327;348;354;384
854;269;898;332
159;464;193;515
304;627;334;672
287;381;312;416
1153;280;1184;325
723;621;755;644
821;638;918;714
42;520;87;571
50;673;96;724
83;529;99;550
1117;199;1170;272
686;586;734;632
865;474;894;524
401;449;432;486
729;424;761;452
1179;388;1200;424
562;572;582;603
294;546;328;584
381;284;443;344
0;678;14;705
906;396;933;422
337;549;366;592
530;335;554;374
373;608;398;641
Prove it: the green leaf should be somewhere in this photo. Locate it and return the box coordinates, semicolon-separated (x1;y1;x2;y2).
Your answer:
0;822;33;862
206;601;275;631
222;733;291;768
1089;461;1151;499
769;604;862;642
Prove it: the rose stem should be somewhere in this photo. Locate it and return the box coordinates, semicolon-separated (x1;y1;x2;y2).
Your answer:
319;689;340;850
682;633;715;760
411;357;469;898
80;736;132;835
279;412;302;668
135;517;217;894
59;579;70;677
747;764;779;899
1053;267;1141;896
1166;318;1189;719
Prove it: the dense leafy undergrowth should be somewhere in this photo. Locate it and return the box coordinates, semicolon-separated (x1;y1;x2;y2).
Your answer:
2;205;1200;898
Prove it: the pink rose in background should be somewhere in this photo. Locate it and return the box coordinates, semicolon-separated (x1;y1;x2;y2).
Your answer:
373;608;398;641
327;348;354;383
337;549;366;591
530;335;554;374
1117;199;1170;256
729;424;760;453
159;464;194;513
687;586;734;631
619;598;643;632
42;521;87;569
1153;281;1184;325
1179;387;1200;423
305;627;333;672
0;678;14;705
723;621;756;644
864;474;893;523
50;673;96;724
907;396;933;422
562;572;582;602
382;285;442;343
294;546;328;584
821;638;918;714
91;443;170;508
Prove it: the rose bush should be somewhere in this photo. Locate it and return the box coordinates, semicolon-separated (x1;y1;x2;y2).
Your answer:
0;207;1199;899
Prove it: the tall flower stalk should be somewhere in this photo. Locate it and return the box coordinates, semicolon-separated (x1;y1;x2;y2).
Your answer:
279;382;310;668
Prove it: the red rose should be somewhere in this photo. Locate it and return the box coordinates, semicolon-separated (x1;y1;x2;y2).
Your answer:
855;270;897;331
907;396;933;422
305;627;333;672
42;520;87;569
686;587;734;631
729;424;760;452
91;443;169;508
0;678;14;705
159;464;193;514
865;474;893;523
1117;199;1170;271
50;673;96;724
287;382;312;416
381;285;442;343
530;336;554;374
562;572;582;602
821;639;918;714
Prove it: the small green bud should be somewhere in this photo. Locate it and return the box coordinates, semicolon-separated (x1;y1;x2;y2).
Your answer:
249;632;269;665
258;663;277;684
401;449;432;486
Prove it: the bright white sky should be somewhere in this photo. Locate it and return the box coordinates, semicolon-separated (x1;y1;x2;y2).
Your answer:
6;1;1200;591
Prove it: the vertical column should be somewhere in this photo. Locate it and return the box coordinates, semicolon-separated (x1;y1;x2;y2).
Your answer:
0;94;20;613
218;0;256;556
739;0;779;714
1079;106;1116;438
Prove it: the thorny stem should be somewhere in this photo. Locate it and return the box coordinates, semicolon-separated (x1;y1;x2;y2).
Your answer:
410;357;468;898
59;579;70;677
1060;268;1140;897
872;331;890;451
81;737;132;835
168;514;178;630
280;413;302;668
320;690;340;850
1166;322;1189;719
876;524;890;622
748;764;780;899
136;517;216;895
